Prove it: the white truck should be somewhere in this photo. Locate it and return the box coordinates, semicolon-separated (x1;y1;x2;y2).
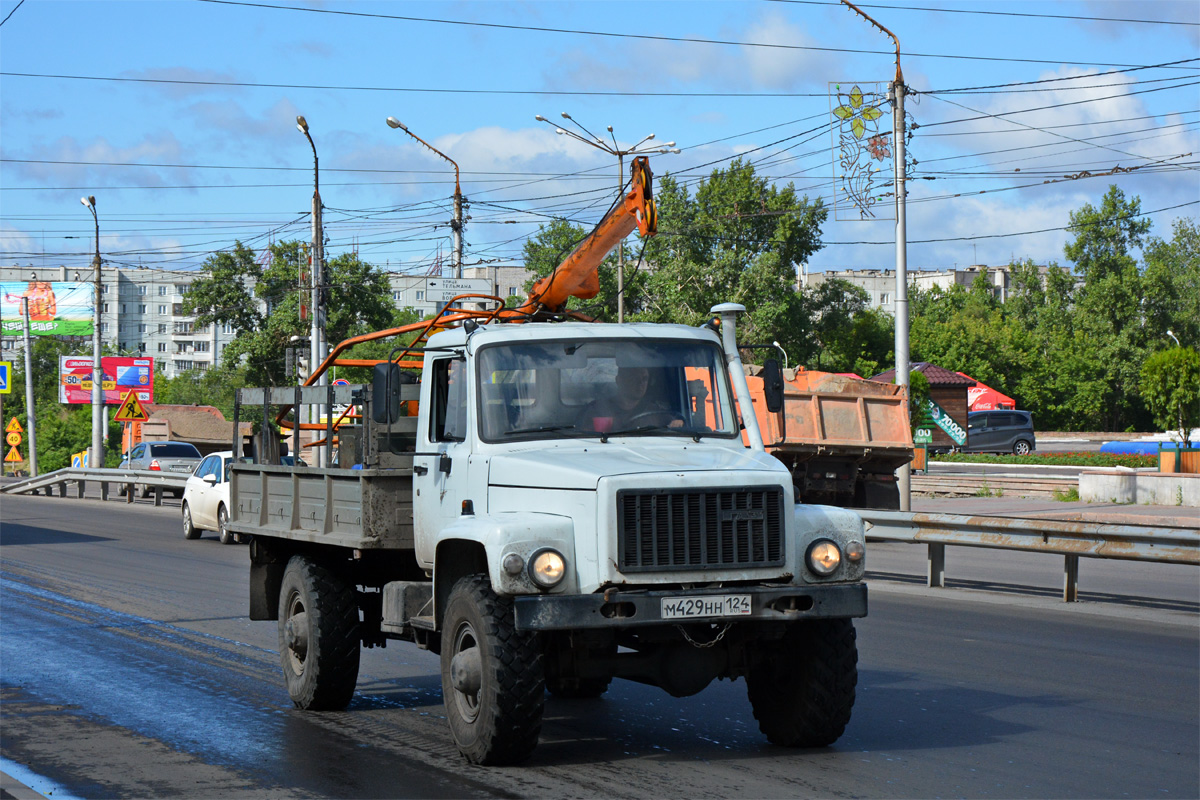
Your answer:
230;304;867;765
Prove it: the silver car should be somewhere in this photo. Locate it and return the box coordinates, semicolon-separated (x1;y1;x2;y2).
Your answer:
121;440;203;497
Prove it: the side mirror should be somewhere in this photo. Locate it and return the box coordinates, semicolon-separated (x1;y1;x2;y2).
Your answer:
202;473;217;484
372;363;402;424
762;358;785;413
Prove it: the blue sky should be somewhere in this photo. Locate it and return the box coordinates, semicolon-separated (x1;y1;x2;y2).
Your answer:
1;0;1197;282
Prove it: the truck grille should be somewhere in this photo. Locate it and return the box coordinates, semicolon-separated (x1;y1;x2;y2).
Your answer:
617;487;785;572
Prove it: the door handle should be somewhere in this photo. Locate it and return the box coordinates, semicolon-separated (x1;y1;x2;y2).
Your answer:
413;465;428;476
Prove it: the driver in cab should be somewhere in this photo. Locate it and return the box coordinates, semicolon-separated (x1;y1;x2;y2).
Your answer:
584;366;683;433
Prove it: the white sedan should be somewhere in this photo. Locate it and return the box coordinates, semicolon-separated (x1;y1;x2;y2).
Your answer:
181;451;239;544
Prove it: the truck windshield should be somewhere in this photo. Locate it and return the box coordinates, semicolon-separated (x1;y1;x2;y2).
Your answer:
477;339;739;443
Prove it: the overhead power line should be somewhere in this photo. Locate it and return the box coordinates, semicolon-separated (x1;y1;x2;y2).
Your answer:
193;0;1200;71
766;0;1200;27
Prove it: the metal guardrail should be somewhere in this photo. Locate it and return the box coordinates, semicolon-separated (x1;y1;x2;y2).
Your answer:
860;509;1200;602
1;467;190;505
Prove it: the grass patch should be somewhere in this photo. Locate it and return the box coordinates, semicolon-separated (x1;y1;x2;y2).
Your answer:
1053;486;1080;502
932;451;1155;468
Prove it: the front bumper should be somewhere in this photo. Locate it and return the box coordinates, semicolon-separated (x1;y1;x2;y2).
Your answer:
514;582;867;631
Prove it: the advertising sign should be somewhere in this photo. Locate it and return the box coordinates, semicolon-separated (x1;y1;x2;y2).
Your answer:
1;281;94;336
921;397;967;446
59;356;155;405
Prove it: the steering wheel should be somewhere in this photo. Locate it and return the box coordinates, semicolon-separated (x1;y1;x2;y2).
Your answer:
626;408;687;427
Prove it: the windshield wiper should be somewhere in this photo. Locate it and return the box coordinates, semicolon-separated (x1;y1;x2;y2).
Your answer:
604;425;705;442
503;423;577;436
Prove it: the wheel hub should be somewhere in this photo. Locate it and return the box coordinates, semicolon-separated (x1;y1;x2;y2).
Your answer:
285;611;309;661
450;647;482;695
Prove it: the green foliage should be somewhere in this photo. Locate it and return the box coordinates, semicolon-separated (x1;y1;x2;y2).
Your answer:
1053;486;1080;502
1139;347;1200;446
185;239;394;386
803;278;892;372
932;451;1157;468
635;159;827;361
907;371;931;432
155;364;246;419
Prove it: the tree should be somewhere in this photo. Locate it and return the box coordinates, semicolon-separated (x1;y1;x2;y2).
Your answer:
1063;185;1155;431
186;240;394;386
1142;217;1200;348
1139;347;1200;446
635;158;827;361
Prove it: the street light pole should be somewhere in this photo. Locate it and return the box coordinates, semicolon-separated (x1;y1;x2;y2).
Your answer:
386;117;464;280
81;195;103;468
296;116;326;467
535;113;680;323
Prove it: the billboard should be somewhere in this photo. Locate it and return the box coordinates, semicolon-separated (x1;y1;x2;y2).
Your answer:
1;281;94;336
59;356;155;405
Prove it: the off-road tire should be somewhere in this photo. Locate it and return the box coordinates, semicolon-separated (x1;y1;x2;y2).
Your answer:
278;556;360;711
441;574;544;765
545;675;612;699
182;503;201;540
218;505;234;545
746;619;858;747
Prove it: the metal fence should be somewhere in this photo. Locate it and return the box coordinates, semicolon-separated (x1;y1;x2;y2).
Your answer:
860;509;1199;601
1;467;189;505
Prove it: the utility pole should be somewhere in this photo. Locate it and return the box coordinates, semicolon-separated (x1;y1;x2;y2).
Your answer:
297;116;326;466
81;195;103;468
387;117;464;281
20;298;38;476
842;0;911;511
535;112;680;323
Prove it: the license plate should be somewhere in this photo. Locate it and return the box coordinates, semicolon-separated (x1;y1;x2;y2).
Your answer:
660;594;752;620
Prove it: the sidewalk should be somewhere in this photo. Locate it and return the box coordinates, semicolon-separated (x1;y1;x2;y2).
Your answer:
912;495;1198;529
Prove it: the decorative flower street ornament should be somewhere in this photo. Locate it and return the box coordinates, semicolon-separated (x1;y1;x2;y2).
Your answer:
833;85;884;140
830;82;891;221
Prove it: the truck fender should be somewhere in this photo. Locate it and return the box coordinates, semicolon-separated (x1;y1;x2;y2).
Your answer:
432;513;575;630
793;504;867;583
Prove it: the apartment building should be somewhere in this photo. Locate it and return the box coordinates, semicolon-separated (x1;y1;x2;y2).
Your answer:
800;264;1050;315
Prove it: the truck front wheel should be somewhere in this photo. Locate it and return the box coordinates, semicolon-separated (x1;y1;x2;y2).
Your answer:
278;555;360;711
440;574;544;765
746;619;858;747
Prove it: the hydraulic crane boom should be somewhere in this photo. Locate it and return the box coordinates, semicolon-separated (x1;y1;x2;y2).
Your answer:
514;155;657;315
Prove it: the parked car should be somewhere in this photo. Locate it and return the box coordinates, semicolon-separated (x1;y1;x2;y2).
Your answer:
964;410;1036;455
119;440;203;497
181;451;241;544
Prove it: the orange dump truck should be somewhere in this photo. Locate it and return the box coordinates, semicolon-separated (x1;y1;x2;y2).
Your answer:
744;367;913;509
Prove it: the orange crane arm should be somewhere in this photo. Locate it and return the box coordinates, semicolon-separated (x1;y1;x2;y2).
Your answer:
515;156;657;315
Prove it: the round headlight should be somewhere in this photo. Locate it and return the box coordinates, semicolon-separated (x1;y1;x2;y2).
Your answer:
806;539;842;576
502;553;525;576
529;549;566;588
845;540;865;563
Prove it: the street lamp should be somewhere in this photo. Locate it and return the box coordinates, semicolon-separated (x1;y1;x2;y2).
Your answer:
1167;329;1181;348
296;115;326;466
386;116;464;281
535;112;680;323
80;195;103;468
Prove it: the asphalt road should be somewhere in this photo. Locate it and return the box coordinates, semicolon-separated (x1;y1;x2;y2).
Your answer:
1;492;1197;799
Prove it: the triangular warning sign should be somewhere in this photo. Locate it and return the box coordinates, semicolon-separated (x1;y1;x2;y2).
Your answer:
5;445;22;462
5;417;23;434
113;390;151;423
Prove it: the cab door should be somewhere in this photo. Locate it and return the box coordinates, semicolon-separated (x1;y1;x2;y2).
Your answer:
413;356;472;564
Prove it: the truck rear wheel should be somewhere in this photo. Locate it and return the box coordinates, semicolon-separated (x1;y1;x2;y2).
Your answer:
278;555;360;711
746;619;857;747
441;574;544;765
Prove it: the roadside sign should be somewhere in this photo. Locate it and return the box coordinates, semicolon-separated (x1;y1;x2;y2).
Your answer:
113;389;151;423
426;278;492;303
72;452;82;468
913;426;933;445
6;430;21;447
5;417;23;434
332;378;349;386
5;445;21;463
0;361;10;394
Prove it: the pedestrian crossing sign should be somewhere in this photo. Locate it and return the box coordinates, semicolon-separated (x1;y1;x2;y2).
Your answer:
113;389;151;423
